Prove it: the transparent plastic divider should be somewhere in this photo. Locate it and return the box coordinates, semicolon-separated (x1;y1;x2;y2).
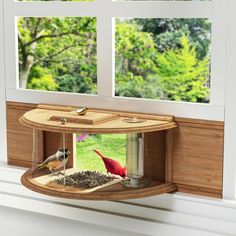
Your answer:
62;132;66;185
32;128;44;169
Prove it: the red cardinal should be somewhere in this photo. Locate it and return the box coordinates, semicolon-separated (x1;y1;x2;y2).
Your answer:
93;149;127;178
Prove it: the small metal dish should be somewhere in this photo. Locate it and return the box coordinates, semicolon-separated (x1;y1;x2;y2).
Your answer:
122;117;145;123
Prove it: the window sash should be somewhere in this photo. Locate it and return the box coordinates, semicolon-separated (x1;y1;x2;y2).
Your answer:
3;0;225;121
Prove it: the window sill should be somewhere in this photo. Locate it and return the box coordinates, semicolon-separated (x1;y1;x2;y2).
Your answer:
0;163;236;235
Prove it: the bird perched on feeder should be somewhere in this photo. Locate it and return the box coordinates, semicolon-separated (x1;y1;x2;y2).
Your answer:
93;149;127;178
38;148;70;175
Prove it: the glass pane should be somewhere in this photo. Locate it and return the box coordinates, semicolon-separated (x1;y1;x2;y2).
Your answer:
18;17;97;94
76;134;126;173
115;18;211;103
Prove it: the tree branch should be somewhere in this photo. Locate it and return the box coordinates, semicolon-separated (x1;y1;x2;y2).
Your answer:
34;44;79;64
24;18;94;47
24;32;82;47
32;18;42;38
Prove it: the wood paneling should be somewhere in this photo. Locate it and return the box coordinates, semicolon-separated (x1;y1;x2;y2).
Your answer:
144;131;166;182
173;121;224;197
165;129;174;183
177;184;222;198
7;103;37;167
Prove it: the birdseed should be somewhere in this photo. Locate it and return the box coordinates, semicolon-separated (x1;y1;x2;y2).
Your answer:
55;171;113;189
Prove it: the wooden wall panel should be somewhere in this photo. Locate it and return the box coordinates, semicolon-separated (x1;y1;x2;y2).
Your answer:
173;120;224;198
144;131;166;182
7;103;37;167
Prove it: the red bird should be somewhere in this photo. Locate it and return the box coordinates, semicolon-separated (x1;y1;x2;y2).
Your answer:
93;149;127;178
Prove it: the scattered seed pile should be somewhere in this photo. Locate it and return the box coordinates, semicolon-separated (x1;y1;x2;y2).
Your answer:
55;171;113;189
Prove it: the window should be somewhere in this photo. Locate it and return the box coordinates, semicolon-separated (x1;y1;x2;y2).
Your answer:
4;0;225;120
3;0;236;204
115;18;211;103
18;16;97;94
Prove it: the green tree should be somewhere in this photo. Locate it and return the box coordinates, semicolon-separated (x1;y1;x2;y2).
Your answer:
116;20;210;103
134;18;211;60
115;21;161;98
156;36;210;102
18;17;96;92
28;75;59;91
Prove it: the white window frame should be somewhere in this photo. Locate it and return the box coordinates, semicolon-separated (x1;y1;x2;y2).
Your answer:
1;0;236;202
0;0;7;163
3;0;226;121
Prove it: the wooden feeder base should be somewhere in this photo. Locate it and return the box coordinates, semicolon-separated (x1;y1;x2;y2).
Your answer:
21;168;177;200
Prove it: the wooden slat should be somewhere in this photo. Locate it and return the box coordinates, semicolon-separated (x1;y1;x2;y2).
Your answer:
176;121;224;131
37;104;76;112
177;184;222;198
165;129;174;183
173;126;224;191
175;117;224;127
7;103;37;167
144;131;166;182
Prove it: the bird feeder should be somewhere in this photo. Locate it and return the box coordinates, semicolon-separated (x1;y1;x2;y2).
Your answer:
20;104;177;200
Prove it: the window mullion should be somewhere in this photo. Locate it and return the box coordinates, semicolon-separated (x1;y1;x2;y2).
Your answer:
210;0;226;106
110;1;212;18
97;13;114;97
0;0;7;163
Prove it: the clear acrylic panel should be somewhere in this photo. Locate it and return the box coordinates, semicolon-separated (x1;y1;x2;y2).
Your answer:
76;133;126;173
17;16;97;94
115;18;211;103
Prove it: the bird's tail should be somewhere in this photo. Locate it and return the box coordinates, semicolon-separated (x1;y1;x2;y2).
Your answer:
93;149;104;159
37;163;45;169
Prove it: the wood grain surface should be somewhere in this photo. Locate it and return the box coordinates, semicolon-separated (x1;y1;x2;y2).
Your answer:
19;108;177;134
21;168;177;200
173;122;224;197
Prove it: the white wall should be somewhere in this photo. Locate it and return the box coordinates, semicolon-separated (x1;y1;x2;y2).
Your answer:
1;167;236;236
0;206;145;236
0;0;7;162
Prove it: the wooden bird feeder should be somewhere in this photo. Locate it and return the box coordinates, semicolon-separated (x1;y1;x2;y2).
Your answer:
20;104;178;200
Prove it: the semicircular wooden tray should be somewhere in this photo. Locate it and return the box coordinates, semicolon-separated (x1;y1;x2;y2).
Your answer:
21;168;177;200
19;104;178;200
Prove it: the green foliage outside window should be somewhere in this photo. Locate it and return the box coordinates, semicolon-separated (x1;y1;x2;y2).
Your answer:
18;17;210;103
115;19;210;103
18;17;97;93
